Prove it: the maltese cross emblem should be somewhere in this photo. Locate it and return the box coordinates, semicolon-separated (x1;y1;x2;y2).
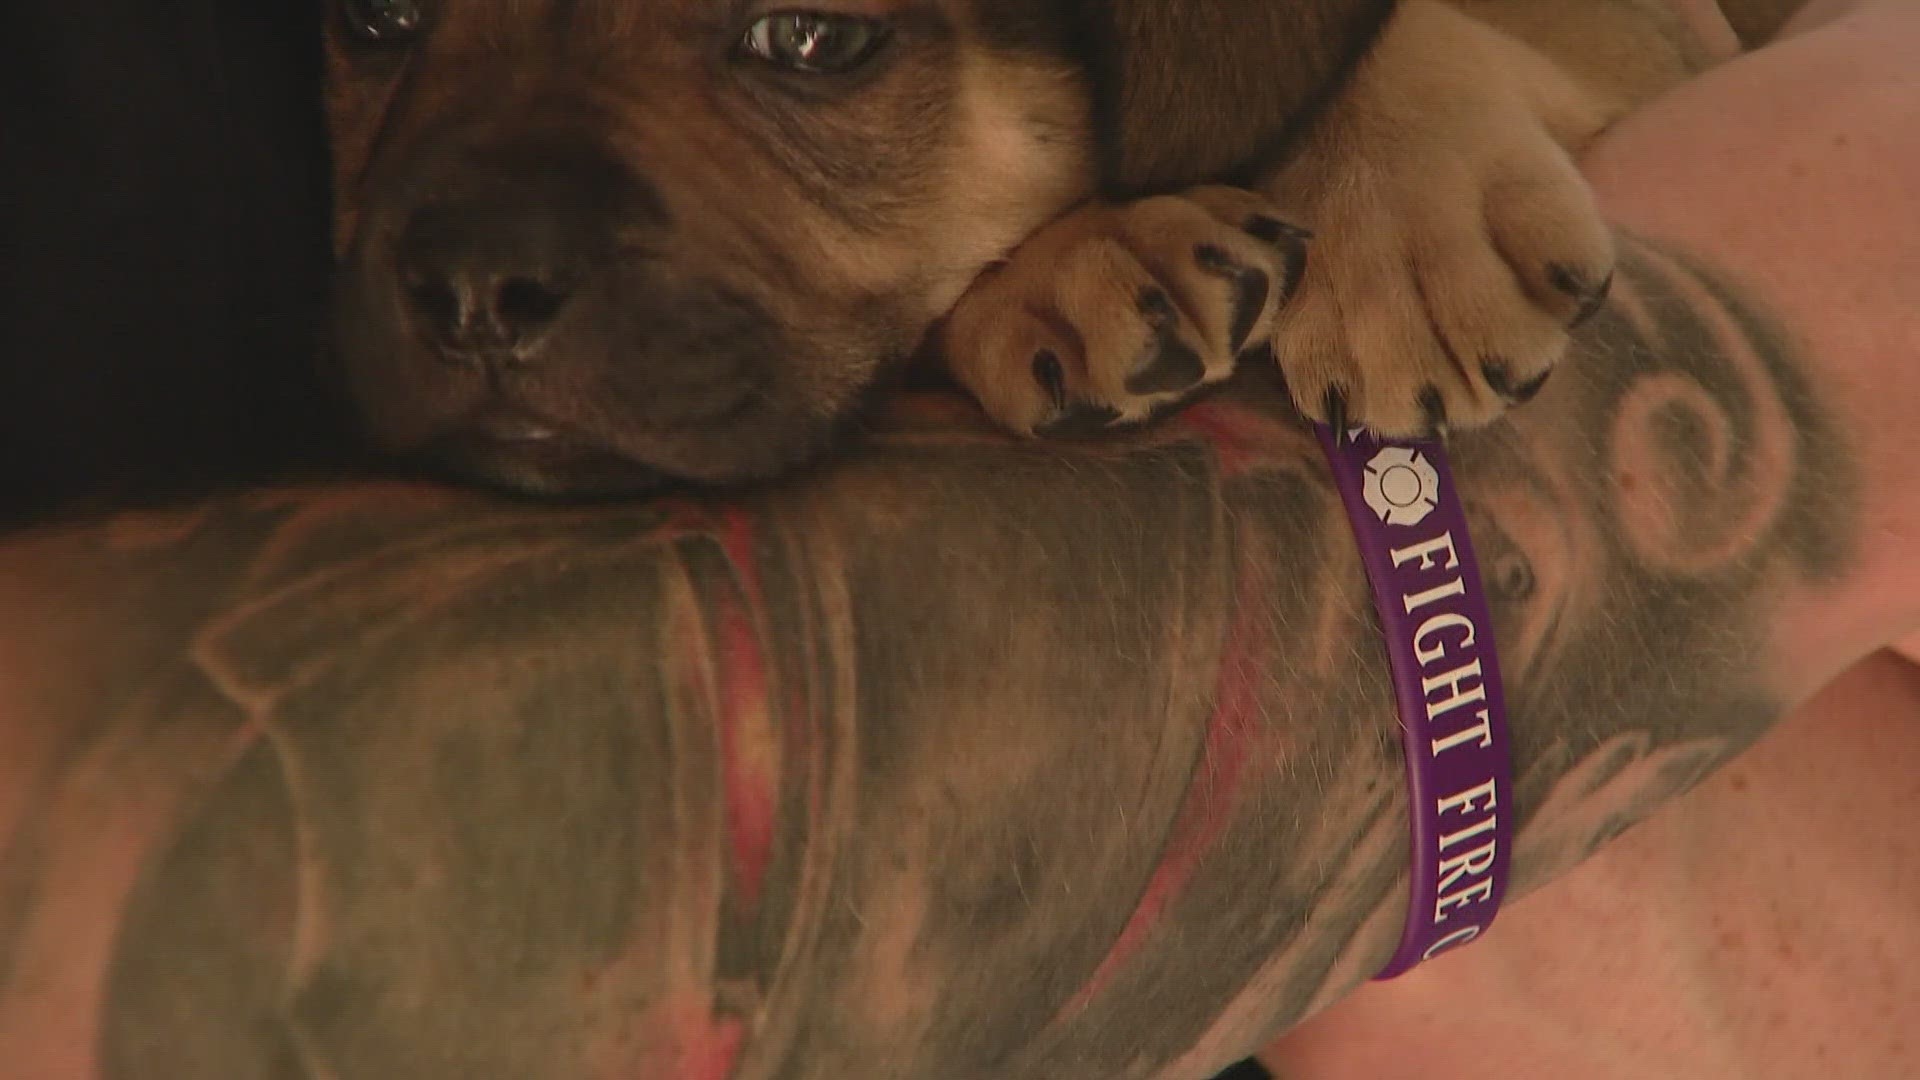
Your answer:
1362;446;1441;527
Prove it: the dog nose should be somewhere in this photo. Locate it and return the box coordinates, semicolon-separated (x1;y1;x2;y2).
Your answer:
390;127;658;364
397;203;585;362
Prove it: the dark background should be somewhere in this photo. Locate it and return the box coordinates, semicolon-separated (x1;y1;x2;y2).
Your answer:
0;0;350;527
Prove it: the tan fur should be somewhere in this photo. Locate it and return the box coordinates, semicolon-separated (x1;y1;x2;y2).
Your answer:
945;186;1301;433
327;0;1724;493
944;0;1722;438
328;0;1094;490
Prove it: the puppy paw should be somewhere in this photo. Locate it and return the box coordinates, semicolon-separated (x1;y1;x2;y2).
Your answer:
1273;141;1612;438
1270;7;1617;438
940;186;1309;437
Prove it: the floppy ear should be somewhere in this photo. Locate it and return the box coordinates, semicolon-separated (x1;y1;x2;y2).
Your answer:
1075;0;1401;198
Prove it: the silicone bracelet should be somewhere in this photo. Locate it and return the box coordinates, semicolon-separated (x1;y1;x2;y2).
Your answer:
1313;423;1513;980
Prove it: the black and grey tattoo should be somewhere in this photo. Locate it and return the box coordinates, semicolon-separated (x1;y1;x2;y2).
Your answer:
0;234;1858;1078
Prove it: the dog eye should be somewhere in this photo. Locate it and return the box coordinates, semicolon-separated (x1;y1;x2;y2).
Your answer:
341;0;424;46
740;12;888;74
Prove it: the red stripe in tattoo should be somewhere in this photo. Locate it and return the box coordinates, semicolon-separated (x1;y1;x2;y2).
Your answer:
714;511;778;907
672;1008;747;1080
1061;552;1270;1009
1178;401;1298;477
720;509;767;610
607;996;746;1079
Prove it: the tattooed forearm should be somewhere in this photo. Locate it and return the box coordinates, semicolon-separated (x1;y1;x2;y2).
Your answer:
0;233;1859;1078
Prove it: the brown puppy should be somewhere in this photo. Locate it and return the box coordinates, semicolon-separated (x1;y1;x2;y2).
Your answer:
326;0;1713;496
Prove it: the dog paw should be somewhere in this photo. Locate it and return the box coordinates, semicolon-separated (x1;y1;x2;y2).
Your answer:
940;186;1309;437
1269;11;1616;438
1272;142;1613;439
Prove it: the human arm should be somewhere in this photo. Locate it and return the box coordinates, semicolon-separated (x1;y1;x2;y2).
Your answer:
1267;2;1920;1073
3;12;1919;1078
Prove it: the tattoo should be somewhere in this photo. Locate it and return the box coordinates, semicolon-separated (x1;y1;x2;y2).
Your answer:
0;234;1857;1078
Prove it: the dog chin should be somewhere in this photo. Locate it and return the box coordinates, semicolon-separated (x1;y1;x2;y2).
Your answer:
423;431;675;500
411;405;843;500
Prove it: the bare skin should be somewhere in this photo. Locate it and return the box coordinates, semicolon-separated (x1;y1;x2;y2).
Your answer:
1269;2;1920;1075
0;3;1917;1077
1270;651;1920;1079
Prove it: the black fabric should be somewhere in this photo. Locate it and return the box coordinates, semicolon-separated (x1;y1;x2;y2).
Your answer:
0;0;351;526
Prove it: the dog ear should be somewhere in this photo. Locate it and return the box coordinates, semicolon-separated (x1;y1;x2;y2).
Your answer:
1074;0;1401;198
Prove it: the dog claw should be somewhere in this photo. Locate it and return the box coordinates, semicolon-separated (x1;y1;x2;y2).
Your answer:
1419;384;1448;437
1483;359;1552;405
1033;350;1068;411
1323;384;1351;436
1195;243;1272;356
1039;404;1125;439
1511;369;1552;403
1569;270;1614;329
1126;342;1207;395
1549;263;1615;329
1245;215;1314;245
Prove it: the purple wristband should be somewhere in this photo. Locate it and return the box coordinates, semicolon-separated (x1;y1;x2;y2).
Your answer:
1313;423;1513;980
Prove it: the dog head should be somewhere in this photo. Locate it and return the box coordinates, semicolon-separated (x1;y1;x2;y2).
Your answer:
326;0;1394;496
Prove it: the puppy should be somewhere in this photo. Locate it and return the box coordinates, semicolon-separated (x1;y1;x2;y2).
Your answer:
325;0;1715;496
